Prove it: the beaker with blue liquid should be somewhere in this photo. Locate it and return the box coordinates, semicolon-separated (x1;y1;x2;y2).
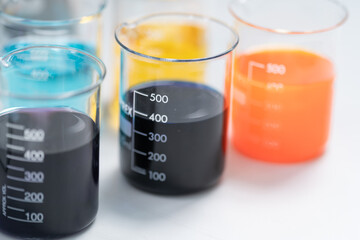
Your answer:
0;46;106;238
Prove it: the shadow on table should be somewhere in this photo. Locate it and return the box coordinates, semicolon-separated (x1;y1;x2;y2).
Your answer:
223;143;325;187
99;167;216;221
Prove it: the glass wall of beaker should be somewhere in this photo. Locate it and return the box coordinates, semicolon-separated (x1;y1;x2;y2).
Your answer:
0;0;106;56
229;0;348;163
0;46;106;238
107;0;226;130
116;13;238;194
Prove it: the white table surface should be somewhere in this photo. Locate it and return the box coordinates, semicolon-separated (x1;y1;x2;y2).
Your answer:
1;0;359;239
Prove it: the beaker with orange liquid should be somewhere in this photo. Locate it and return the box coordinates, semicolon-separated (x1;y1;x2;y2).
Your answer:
229;0;348;163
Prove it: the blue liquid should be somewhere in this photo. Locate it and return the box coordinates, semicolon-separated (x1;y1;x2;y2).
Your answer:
0;42;96;112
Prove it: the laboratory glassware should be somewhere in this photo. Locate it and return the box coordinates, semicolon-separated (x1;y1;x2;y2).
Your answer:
0;46;106;238
0;0;106;56
229;0;348;163
116;13;238;194
108;0;221;130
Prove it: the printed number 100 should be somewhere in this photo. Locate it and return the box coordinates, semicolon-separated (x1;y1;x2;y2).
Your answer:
148;171;166;182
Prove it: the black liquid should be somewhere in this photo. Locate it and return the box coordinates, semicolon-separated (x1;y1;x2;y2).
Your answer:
120;81;227;194
0;108;99;238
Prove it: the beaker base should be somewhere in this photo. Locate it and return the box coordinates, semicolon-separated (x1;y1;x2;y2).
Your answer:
0;216;97;239
232;141;326;164
124;174;222;196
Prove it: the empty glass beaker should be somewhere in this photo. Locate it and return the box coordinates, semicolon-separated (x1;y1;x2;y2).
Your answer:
0;46;106;238
116;13;238;194
229;0;348;163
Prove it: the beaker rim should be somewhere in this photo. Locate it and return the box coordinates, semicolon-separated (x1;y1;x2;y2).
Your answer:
229;0;348;34
115;13;239;63
0;0;107;27
0;45;106;100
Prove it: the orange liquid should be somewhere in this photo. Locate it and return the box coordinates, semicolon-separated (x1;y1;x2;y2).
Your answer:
231;49;335;163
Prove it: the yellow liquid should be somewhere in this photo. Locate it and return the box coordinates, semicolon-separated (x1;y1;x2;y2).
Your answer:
108;23;207;130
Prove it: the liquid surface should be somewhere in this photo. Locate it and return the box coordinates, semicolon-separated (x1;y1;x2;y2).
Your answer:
120;81;227;194
0;108;99;238
231;49;334;162
109;23;206;130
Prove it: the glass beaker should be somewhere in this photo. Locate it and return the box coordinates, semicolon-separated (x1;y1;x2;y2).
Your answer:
0;46;106;238
108;0;214;131
116;13;238;194
0;0;106;56
229;0;348;163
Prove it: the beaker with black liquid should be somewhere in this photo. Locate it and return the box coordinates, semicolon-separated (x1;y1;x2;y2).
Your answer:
0;46;106;238
116;13;239;194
